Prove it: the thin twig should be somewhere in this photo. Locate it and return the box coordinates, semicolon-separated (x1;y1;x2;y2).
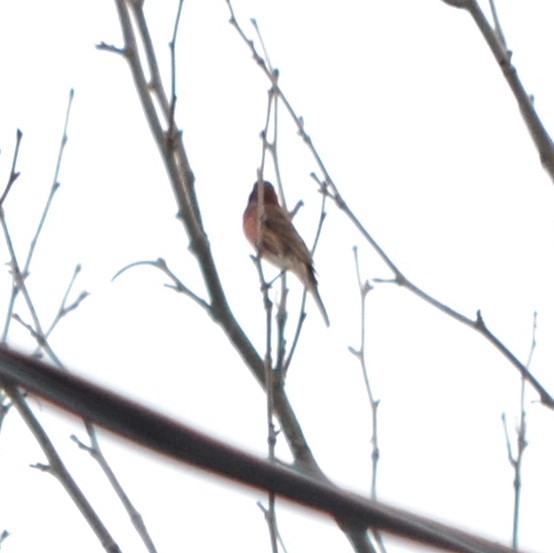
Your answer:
0;382;122;553
251;19;274;73
128;1;171;118
501;312;535;549
350;248;379;495
0;129;22;208
266;87;293;362
258;85;291;375
25;88;73;273
264;297;279;553
350;247;387;553
0;213;62;366
0;130;23;342
41;264;89;343
248;219;280;552
96;42;126;56
3;91;74;343
487;0;507;47
255;175;277;491
70;423;159;553
168;0;185;135
283;174;327;374
257;501;290;553
112;258;210;312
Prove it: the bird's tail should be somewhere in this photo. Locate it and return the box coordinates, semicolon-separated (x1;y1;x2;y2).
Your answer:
295;262;330;327
309;285;330;327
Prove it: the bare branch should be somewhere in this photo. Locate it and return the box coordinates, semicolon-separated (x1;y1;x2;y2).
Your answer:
0;212;62;366
0;129;22;207
168;0;185;132
257;501;290;553
42;264;89;342
283;174;328;374
71;423;159;553
112;258;209;312
502;312;535;549
251;18;275;74
0;130;24;341
446;0;554;181
25;88;74;272
0;382;122;553
350;248;379;494
350;247;386;553
96;41;126;56
128;1;171;119
487;0;507;47
2;90;74;343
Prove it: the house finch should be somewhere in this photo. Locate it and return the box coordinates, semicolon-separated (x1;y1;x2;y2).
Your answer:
243;180;330;326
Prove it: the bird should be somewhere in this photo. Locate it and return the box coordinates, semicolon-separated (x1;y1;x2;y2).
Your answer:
243;180;330;326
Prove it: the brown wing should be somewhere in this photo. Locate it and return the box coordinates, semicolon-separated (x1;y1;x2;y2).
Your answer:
261;204;313;267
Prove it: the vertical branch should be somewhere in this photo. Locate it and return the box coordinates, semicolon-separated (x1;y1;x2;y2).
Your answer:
24;89;73;274
501;312;535;549
264;342;279;553
129;1;170;118
255;82;279;553
349;248;386;553
71;423;159;553
0;129;22;208
263;85;291;373
249;216;279;553
350;248;380;498
282;174;328;374
0;201;62;366
0;129;23;342
168;0;185;135
257;503;290;553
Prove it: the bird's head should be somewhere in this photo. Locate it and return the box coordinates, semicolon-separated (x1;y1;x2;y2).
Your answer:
248;181;279;206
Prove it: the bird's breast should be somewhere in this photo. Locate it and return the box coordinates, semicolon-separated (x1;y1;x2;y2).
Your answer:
243;204;259;247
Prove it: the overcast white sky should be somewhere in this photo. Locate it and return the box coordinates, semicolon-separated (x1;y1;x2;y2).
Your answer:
0;1;554;552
